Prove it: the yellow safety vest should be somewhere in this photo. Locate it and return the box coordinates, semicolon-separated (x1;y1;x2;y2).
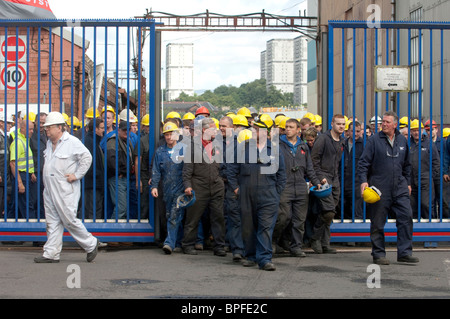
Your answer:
10;132;34;173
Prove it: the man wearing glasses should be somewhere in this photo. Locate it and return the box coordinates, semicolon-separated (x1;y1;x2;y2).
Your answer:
34;112;99;263
358;111;419;266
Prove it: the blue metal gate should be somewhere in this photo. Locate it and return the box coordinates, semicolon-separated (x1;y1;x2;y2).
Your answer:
327;20;450;244
0;19;158;243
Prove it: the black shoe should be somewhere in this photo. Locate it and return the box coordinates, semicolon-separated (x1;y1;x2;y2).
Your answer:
183;247;198;255
214;249;227;257
373;257;390;265
261;262;276;271
397;255;419;263
310;239;323;254
162;245;172;255
242;259;257;267
232;253;243;262
290;249;306;257
87;239;100;263
34;256;59;263
322;246;337;254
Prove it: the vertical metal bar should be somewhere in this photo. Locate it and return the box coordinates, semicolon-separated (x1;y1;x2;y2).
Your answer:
418;26;422;222
429;29;433;222
36;27;42;222
374;28;379;133
70;29;75;134
396;29;400;115
92;26;99;223
60;26;63;113
363;27;367;222
408;29;412;149
137;26;142;222
340;28;345;222
81;26;86;222
439;29;444;222
351;28;356;222
149;22;156;228
386;28;389;111
328;24;334;129
48;27;52;113
3;27;7;221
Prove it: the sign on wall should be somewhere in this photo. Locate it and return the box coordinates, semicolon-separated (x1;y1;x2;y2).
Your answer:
0;35;27;91
375;66;410;92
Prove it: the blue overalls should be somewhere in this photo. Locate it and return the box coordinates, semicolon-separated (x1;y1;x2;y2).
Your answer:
357;130;413;259
151;144;185;250
227;139;286;268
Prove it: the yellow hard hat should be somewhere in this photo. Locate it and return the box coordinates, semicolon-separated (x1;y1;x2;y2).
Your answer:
399;117;409;128
22;112;37;122
182;112;195;121
253;114;274;129
279;117;290;130
141;114;150;126
62;113;70;122
345;120;353;131
443;128;450;139
410;119;424;130
233;114;249;127
237;129;253;144
72;116;81;128
101;105;116;116
363;186;382;204
163;122;179;134
85;107;99;119
225;111;235;117
237;107;252;118
274;116;287;127
303;112;316;124
166;111;181;120
228;113;236;120
344;115;349;123
211;118;219;129
315;115;323;126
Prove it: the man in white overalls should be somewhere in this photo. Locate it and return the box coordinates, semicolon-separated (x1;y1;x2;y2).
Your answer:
34;112;99;263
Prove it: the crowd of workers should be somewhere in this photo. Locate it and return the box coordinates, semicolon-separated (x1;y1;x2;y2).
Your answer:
0;105;449;268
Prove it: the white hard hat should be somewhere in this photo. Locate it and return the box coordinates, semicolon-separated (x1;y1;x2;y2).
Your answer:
119;109;137;123
43;112;66;127
0;113;14;123
370;116;382;124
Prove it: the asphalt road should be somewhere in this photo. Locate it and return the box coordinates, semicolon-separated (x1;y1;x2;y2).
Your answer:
1;242;449;303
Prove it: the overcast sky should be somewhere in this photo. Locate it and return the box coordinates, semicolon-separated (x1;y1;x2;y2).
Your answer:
50;0;309;92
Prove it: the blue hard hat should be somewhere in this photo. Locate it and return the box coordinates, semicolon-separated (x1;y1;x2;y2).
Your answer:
176;191;196;209
309;183;333;198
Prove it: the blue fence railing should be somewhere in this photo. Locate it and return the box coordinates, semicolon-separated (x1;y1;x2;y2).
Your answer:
327;21;450;243
0;19;158;242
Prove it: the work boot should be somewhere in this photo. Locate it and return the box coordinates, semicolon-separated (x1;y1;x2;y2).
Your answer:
397;255;419;263
232;253;243;262
261;262;276;271
34;256;59;263
183;247;198;255
242;259;257;267
373;257;390;265
162;245;172;255
214;248;227;257
87;239;100;263
290;249;306;257
322;246;337;254
310;239;323;254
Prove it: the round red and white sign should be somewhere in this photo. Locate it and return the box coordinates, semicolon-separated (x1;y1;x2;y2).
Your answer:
0;63;27;90
1;36;26;62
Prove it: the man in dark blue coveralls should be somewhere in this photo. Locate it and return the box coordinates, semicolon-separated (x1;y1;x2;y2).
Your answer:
358;111;419;265
227;114;286;271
